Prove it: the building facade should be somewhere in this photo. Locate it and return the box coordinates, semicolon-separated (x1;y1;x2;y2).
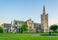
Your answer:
11;19;41;33
2;23;11;33
2;6;49;33
11;20;26;33
27;19;36;32
41;5;48;32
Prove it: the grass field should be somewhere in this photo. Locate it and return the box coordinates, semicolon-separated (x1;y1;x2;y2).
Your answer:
0;33;58;40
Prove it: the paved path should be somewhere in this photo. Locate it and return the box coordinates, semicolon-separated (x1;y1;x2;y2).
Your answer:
0;36;26;38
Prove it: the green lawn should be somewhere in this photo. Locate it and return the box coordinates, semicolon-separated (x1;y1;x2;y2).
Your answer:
0;33;58;40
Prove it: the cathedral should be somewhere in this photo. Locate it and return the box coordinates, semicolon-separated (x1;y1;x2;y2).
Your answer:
2;5;49;33
41;5;48;32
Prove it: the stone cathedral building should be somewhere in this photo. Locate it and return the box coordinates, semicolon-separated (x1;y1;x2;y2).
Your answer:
2;5;49;33
41;5;48;32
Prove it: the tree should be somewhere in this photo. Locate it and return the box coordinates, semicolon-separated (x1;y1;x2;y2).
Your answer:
0;27;3;33
50;25;58;32
21;24;28;32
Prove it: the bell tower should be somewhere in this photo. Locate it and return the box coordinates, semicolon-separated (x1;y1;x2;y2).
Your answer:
41;5;48;32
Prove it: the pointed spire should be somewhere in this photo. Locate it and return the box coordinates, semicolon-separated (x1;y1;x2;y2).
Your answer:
29;18;31;20
43;5;46;14
43;5;45;11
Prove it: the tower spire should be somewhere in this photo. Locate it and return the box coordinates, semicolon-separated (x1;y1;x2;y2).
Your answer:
41;5;48;32
43;5;46;14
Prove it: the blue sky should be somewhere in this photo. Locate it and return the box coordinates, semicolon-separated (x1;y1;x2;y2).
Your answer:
0;0;58;26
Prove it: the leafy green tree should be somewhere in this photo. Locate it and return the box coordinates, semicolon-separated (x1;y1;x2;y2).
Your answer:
50;25;58;32
0;27;3;33
21;24;28;32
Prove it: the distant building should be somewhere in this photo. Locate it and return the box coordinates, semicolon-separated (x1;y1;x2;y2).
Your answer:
11;20;26;33
2;23;11;33
2;5;49;33
27;19;36;32
11;19;41;33
34;23;41;32
41;5;48;32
